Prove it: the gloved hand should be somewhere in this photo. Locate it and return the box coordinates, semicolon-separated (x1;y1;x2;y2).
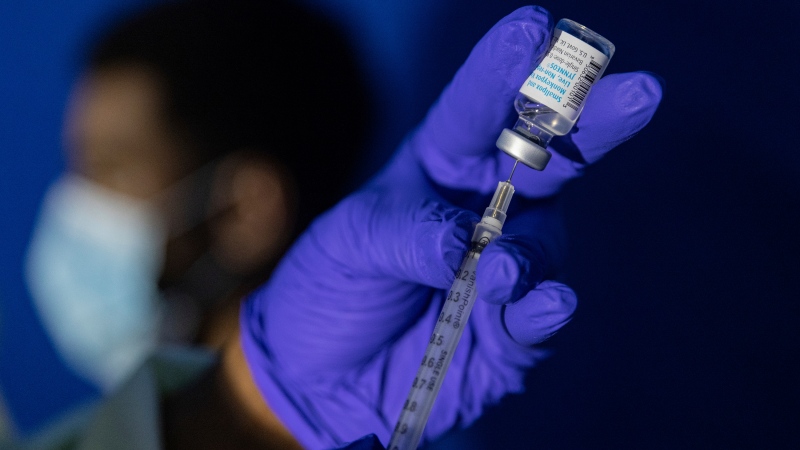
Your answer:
241;6;662;449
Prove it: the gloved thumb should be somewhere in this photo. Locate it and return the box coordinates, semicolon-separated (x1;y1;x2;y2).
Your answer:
306;189;480;289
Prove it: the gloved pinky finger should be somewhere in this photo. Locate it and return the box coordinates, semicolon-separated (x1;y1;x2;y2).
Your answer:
503;280;577;346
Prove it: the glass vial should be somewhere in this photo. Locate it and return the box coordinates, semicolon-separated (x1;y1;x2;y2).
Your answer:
499;19;614;169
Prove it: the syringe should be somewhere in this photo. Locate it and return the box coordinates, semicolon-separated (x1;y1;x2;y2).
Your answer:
387;164;518;450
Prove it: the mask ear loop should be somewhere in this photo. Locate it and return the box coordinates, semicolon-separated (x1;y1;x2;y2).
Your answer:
154;158;247;344
152;158;230;240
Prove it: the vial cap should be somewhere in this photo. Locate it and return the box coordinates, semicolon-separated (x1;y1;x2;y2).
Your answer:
496;128;552;171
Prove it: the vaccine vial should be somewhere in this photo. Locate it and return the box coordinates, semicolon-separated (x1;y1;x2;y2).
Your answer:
496;19;615;170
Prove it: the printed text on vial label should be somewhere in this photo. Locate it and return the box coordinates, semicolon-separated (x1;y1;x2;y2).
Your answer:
519;31;608;121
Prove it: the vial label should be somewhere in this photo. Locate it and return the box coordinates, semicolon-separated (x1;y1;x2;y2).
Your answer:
519;30;609;121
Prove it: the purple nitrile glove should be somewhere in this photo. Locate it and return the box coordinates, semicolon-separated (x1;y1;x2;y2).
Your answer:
241;5;663;449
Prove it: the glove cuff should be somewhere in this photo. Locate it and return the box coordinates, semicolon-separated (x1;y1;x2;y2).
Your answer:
239;300;325;448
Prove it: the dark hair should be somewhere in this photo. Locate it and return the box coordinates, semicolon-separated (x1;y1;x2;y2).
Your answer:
88;0;368;231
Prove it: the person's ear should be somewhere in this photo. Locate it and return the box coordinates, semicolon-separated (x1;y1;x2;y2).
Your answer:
209;153;295;277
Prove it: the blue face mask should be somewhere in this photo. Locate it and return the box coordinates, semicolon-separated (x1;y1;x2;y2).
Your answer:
25;175;166;393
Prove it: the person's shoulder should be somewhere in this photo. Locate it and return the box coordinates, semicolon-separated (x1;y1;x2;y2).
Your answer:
79;347;215;449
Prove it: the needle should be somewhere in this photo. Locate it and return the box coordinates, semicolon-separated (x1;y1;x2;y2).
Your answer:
507;160;519;182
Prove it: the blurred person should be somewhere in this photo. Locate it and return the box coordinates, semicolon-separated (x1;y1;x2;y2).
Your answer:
24;0;367;394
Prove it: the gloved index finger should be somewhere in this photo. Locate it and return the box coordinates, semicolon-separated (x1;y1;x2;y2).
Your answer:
408;6;553;191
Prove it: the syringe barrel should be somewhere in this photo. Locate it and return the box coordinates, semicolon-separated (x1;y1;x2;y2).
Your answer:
389;181;517;450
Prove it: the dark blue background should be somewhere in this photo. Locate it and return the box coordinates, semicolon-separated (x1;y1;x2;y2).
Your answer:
2;0;798;447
